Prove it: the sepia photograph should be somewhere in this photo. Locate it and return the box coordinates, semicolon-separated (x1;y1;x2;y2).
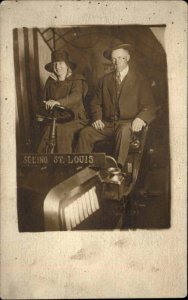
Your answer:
15;25;170;232
1;1;187;299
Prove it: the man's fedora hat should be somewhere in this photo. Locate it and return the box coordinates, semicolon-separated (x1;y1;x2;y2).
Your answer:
45;49;76;72
103;39;133;60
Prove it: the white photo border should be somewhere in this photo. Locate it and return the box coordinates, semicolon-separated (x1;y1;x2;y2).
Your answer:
1;1;187;298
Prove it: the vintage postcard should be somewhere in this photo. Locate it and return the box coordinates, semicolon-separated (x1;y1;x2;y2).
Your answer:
1;0;187;298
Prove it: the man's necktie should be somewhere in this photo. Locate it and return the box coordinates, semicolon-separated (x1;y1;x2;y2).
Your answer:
114;71;121;120
116;71;121;95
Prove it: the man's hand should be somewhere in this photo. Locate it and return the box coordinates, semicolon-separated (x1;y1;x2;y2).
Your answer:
92;120;105;131
45;100;60;110
132;117;146;132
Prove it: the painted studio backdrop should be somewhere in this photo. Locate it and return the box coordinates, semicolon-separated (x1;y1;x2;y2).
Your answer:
14;26;170;231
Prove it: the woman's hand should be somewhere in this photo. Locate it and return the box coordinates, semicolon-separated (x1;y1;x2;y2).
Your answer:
45;100;60;110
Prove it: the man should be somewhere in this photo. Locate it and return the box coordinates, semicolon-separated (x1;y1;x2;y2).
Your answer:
76;39;156;170
37;49;88;153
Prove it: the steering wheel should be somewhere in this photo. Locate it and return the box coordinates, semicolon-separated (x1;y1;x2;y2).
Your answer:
36;102;75;124
52;104;75;123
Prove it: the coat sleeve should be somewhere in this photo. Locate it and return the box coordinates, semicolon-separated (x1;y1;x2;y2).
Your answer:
58;78;87;108
136;75;157;124
43;78;52;101
90;78;103;122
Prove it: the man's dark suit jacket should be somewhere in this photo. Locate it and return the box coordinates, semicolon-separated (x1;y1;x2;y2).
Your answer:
90;66;156;124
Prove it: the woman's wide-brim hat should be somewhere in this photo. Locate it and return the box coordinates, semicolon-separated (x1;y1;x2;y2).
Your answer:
103;39;133;61
45;49;76;72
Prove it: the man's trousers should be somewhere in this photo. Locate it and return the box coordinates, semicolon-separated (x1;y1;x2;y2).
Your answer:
76;120;133;167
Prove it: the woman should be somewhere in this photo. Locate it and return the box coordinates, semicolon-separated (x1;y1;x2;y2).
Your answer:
37;49;88;153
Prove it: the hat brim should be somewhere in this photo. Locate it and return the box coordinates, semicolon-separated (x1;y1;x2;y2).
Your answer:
103;43;132;60
45;61;76;72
